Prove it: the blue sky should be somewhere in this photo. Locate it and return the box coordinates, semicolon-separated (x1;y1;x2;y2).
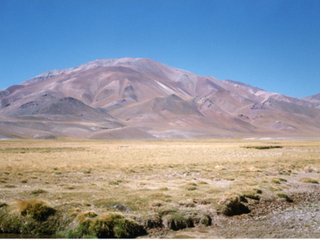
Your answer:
0;0;319;98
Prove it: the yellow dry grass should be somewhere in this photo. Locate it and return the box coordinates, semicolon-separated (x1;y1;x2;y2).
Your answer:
0;138;320;218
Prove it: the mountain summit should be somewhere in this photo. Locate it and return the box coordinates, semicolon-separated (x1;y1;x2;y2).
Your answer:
0;58;319;139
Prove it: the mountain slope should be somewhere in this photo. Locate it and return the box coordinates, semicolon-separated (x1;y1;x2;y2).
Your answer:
0;57;319;139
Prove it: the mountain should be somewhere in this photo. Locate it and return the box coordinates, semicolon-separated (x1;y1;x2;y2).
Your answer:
0;57;319;139
303;93;320;108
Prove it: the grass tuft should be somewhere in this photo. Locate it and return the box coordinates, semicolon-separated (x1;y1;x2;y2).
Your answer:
253;188;263;194
89;213;144;238
149;201;162;208
271;179;281;184
0;201;7;208
162;213;194;230
15;200;56;221
217;192;250;216
30;189;48;195
76;211;98;220
109;180;121;185
276;193;293;202
243;146;283;150
200;214;212;226
185;182;197;191
240;190;260;201
299;178;319;184
197;181;208;185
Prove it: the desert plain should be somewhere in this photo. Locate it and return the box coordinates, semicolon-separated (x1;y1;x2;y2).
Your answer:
0;138;320;238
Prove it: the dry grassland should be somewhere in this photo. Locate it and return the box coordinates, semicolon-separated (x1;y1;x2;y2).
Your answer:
0;138;320;237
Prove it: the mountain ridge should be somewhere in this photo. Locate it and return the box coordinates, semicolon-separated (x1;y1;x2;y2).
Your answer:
0;57;319;139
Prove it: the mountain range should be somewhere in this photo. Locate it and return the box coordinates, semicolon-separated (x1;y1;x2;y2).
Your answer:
0;57;319;139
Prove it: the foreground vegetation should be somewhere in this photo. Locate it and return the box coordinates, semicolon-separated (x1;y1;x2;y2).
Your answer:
0;138;319;238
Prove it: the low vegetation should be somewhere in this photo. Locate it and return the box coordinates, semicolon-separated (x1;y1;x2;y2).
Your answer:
66;213;145;238
0;139;319;237
276;193;293;202
243;145;283;150
299;177;319;184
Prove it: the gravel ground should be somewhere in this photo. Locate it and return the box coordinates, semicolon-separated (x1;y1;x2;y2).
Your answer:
212;203;320;238
143;172;320;239
152;201;320;239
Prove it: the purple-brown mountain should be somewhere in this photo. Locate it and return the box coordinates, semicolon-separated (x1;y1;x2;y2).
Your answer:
1;58;319;139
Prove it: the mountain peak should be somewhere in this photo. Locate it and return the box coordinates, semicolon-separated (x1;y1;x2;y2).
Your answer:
1;58;319;139
22;58;163;86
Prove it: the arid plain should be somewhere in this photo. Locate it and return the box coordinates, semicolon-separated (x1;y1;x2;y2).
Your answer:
1;138;320;238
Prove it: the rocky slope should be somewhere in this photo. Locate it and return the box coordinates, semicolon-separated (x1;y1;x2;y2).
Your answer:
0;58;319;139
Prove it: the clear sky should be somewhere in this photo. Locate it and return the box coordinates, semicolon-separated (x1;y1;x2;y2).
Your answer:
0;0;319;98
